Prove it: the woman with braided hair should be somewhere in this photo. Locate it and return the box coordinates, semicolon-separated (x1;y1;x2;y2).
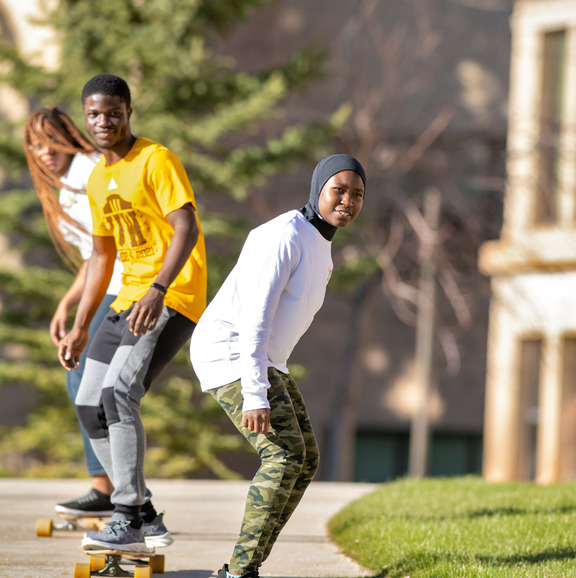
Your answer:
24;106;122;516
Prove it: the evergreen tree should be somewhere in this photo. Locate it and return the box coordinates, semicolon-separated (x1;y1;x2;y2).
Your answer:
0;0;345;478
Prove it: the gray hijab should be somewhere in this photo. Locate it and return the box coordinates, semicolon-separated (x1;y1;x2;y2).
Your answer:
299;154;366;241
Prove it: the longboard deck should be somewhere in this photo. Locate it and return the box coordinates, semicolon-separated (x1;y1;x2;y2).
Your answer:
84;549;155;558
77;551;165;575
36;516;107;536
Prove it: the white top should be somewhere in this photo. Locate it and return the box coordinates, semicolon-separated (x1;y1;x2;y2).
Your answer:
190;210;333;411
58;153;123;295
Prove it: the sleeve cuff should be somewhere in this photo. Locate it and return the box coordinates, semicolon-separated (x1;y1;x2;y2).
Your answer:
241;391;271;412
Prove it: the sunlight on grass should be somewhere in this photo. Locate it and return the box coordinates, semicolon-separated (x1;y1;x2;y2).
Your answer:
328;476;576;577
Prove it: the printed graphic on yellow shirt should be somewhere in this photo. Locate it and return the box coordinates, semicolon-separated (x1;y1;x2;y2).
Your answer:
103;193;154;262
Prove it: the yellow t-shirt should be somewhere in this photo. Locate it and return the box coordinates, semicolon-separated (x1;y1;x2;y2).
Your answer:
87;138;207;322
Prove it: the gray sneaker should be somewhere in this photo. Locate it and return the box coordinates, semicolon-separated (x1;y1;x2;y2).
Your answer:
82;513;153;554
143;512;174;548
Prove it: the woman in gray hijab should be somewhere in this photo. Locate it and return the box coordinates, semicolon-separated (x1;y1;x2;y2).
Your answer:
191;154;366;578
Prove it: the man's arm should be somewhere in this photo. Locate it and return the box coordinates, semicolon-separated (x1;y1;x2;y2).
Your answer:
58;235;116;370
127;202;199;336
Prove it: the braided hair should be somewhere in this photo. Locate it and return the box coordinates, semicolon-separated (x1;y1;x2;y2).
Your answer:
24;106;97;271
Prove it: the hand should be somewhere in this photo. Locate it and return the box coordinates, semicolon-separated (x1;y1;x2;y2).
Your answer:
49;305;69;346
126;288;165;336
242;408;271;433
58;328;89;371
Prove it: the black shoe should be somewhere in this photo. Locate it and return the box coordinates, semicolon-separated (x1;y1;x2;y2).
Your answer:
217;564;259;578
55;489;114;517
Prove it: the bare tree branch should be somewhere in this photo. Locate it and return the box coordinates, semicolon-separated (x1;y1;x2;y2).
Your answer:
438;327;461;376
382;263;419;326
436;251;473;328
447;0;514;11
395;104;456;175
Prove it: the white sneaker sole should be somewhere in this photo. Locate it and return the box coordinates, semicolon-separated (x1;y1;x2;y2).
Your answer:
82;536;154;553
55;505;114;517
145;532;174;548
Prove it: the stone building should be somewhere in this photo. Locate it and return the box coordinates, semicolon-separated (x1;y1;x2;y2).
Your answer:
480;0;576;483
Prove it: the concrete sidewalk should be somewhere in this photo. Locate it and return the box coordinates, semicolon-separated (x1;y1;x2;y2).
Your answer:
0;478;378;578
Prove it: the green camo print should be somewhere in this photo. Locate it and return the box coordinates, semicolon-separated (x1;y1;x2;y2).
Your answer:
210;368;320;574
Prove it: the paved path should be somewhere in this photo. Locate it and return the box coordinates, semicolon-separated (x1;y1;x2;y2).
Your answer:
0;478;377;578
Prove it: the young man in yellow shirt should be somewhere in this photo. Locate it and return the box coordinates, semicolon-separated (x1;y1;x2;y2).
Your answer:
58;73;207;553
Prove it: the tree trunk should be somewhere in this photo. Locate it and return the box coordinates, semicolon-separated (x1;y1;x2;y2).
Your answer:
408;187;441;478
322;273;381;481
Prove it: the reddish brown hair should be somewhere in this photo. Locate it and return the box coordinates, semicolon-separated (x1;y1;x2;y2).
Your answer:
24;107;97;270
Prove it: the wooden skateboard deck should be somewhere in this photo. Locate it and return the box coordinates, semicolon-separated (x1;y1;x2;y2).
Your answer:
36;514;108;536
73;550;165;577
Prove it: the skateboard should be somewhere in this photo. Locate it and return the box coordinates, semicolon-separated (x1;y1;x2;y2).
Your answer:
73;550;165;577
36;512;108;537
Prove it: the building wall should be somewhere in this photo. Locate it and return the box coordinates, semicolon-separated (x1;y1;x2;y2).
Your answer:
481;0;576;483
219;0;512;138
0;0;59;120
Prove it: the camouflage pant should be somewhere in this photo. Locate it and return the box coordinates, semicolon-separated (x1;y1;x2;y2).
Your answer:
210;368;320;574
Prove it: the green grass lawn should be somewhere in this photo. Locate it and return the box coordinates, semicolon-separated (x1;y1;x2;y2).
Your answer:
328;476;576;577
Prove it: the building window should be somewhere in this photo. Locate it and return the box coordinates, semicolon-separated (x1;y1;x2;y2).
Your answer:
517;339;541;480
353;430;483;482
535;30;565;224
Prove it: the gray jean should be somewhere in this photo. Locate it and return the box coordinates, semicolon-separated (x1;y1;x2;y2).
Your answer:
75;304;195;508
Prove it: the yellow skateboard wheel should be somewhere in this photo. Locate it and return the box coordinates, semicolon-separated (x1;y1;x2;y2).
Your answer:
35;518;53;537
149;554;165;573
90;555;106;571
134;565;152;578
73;562;91;578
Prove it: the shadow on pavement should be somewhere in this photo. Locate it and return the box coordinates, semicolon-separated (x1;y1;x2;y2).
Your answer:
164;574;370;578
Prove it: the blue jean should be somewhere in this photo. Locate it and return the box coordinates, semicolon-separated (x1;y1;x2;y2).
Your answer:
66;294;116;477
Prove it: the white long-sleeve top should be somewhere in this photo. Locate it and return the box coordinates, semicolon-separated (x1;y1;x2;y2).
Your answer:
59;153;124;295
190;210;333;411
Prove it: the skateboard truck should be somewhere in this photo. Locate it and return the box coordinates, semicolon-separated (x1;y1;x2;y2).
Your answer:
90;553;144;576
98;554;136;576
